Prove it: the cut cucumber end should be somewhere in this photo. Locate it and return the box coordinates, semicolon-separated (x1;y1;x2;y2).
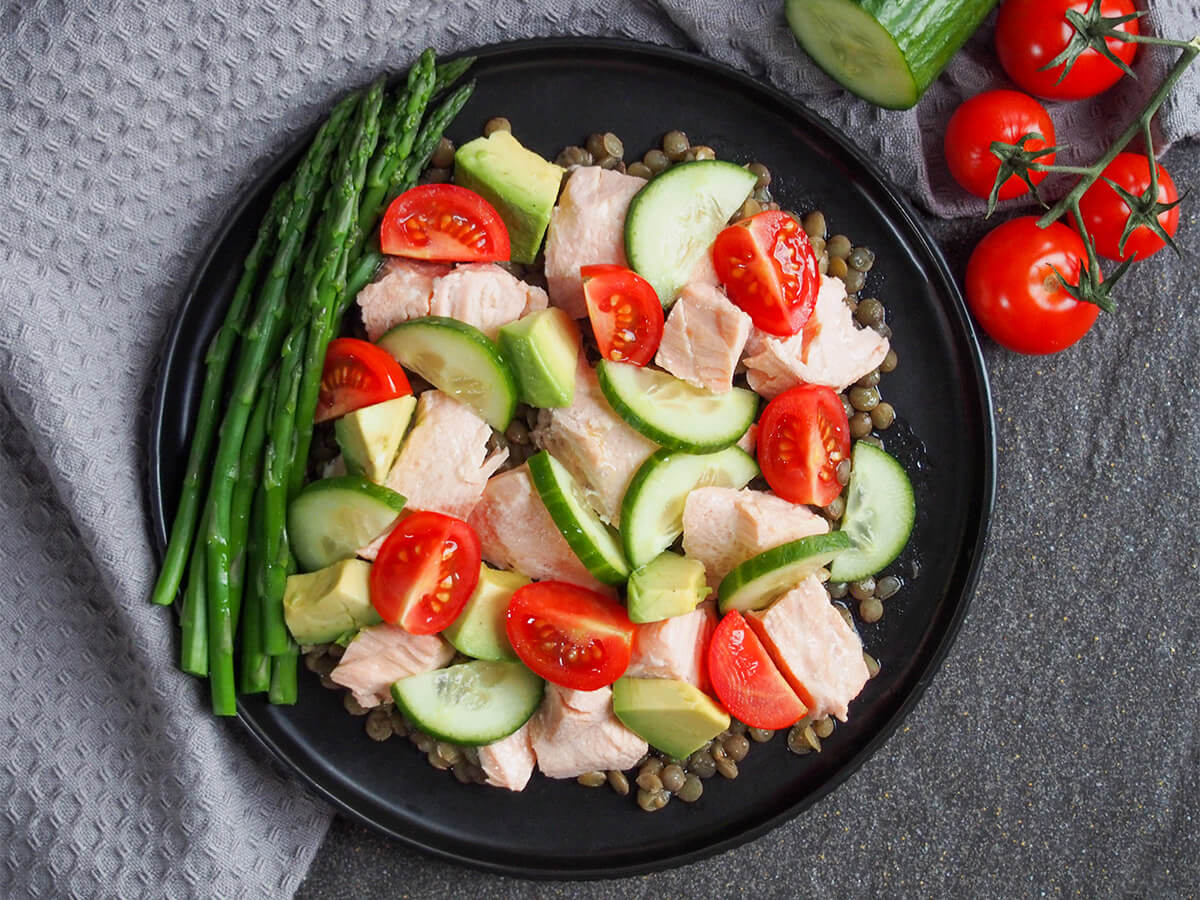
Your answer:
828;441;915;582
785;0;919;109
718;531;853;614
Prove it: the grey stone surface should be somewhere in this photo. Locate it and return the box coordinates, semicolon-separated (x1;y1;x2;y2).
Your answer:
297;142;1200;899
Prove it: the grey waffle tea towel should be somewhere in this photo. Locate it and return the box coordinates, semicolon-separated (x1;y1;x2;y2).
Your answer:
1;1;1197;896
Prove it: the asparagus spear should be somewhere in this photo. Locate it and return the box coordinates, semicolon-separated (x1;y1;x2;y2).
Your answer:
227;375;272;633
393;81;476;205
150;178;291;607
238;482;272;694
260;324;307;655
268;638;300;705
203;92;360;716
354;50;437;255
432;55;476;97
179;509;210;676
286;77;386;501
337;79;476;319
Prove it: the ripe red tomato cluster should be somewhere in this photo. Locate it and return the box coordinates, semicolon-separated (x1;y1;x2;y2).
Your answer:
944;0;1178;355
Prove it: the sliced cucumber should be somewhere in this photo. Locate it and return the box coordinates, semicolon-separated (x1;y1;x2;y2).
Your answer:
287;476;407;572
527;450;631;585
828;441;916;582
620;446;759;568
717;531;852;614
785;0;997;110
390;660;544;746
624;160;757;305
597;360;758;453
376;316;518;430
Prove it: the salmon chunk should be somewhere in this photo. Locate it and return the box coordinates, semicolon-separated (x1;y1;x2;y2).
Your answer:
530;683;647;779
356;258;452;341
745;576;869;722
330;624;455;708
467;463;611;593
429;262;548;339
478;720;537;792
544;167;647;319
654;284;752;393
627;605;715;690
530;359;658;524
385;390;508;520
743;275;889;396
682;487;830;592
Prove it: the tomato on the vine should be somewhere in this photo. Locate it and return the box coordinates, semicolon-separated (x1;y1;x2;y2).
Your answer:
965;217;1100;355
944;91;1056;201
996;0;1139;101
1074;153;1179;262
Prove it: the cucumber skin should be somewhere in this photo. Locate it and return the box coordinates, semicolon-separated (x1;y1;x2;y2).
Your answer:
596;361;758;454
620;446;759;568
828;441;916;582
717;531;853;613
527;451;631;585
787;0;998;109
390;662;544;746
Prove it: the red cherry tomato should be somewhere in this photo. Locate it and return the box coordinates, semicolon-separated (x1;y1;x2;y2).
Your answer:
965;217;1100;355
580;264;664;366
505;581;634;691
996;0;1139;101
316;337;412;423
757;384;851;507
707;610;807;730
380;184;511;262
944;91;1056;201
1075;153;1179;262
369;511;481;635
712;211;820;336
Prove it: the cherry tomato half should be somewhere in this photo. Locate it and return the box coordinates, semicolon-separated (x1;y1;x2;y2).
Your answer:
580;264;665;366
965;217;1100;355
1075;153;1179;262
369;511;482;635
506;581;634;691
707;610;807;730
944;90;1056;201
315;337;412;423
380;184;511;263
996;0;1139;101
757;384;851;507
712;211;820;337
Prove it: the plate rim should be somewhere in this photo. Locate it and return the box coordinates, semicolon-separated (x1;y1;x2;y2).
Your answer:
147;35;997;880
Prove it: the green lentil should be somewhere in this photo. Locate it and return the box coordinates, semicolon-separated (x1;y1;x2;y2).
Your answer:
483;116;511;136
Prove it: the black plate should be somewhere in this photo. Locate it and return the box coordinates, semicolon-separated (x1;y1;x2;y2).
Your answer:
148;39;995;878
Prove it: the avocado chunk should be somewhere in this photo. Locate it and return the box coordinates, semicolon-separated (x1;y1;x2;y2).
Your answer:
498;308;580;408
612;677;731;759
442;564;530;662
454;131;564;264
626;552;708;624
334;394;417;482
283;558;381;645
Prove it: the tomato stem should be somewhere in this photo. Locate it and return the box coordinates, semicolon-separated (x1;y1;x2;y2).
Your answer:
1036;36;1199;231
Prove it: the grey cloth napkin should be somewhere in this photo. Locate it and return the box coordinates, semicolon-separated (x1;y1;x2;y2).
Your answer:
1;1;1197;897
